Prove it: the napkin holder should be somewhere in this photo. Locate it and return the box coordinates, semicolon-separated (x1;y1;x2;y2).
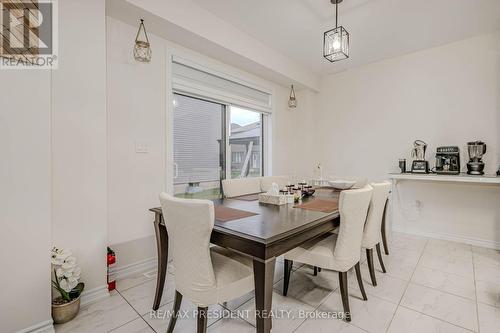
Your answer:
258;193;294;206
258;182;294;205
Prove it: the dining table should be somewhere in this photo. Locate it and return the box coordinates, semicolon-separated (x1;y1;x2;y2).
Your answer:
149;188;340;333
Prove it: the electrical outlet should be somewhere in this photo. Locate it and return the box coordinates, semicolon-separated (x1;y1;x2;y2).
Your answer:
135;142;149;153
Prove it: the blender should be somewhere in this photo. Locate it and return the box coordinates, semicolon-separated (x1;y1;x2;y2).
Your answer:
466;141;487;175
411;140;429;173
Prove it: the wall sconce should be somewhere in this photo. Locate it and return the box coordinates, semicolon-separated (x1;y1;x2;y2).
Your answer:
288;85;297;108
133;19;152;63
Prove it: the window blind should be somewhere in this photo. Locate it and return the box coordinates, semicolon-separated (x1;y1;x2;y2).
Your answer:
171;57;272;113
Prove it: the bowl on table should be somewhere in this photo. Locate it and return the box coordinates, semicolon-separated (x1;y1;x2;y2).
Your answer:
328;180;356;190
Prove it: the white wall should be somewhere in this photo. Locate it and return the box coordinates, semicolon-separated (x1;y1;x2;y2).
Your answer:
106;17;317;268
51;0;108;296
316;31;500;247
1;1;108;330
0;71;52;332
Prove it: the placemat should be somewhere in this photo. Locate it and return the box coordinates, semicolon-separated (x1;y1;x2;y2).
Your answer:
294;199;339;213
232;193;261;201
214;205;258;222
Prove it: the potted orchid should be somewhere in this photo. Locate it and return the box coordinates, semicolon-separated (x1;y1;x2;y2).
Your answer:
51;247;84;324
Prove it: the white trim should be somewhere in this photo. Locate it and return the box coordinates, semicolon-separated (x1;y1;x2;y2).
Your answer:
16;320;54;333
111;257;158;280
80;285;109;307
392;225;500;250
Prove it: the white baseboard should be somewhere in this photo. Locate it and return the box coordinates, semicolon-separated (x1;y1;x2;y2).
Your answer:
16;320;54;333
393;225;500;250
111;256;158;280
80;285;110;306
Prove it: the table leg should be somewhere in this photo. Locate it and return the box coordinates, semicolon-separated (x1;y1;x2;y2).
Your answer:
153;214;168;310
253;258;275;333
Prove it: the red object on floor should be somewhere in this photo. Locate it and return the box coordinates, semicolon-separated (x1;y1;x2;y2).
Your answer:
107;247;116;291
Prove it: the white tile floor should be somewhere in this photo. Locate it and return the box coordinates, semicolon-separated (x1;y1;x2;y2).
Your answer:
54;232;500;333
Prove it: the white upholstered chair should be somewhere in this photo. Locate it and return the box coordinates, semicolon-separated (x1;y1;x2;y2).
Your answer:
362;181;391;286
221;177;261;198
159;193;254;332
283;185;373;322
260;175;290;192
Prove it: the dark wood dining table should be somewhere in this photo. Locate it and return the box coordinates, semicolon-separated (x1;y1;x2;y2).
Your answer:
149;189;340;333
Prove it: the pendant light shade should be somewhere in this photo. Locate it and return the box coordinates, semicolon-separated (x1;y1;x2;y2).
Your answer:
134;19;152;63
323;0;349;63
288;85;297;108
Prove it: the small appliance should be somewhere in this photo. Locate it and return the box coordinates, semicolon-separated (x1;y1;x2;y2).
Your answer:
466;141;487;175
435;146;460;174
399;159;406;173
411;140;429;173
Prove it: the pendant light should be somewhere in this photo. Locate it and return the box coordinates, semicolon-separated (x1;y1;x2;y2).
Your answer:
323;0;349;63
288;85;297;108
133;19;152;63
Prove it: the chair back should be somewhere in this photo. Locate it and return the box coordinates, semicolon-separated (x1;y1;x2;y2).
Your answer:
159;193;216;302
333;185;373;270
260;176;290;192
222;177;261;198
362;181;391;248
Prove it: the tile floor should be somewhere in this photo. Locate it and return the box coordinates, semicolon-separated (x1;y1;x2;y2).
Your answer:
54;232;500;333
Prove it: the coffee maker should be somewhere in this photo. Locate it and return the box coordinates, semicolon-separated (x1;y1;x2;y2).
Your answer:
435;146;460;174
466;141;487;175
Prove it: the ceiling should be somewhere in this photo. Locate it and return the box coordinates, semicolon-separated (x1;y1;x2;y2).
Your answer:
191;0;500;75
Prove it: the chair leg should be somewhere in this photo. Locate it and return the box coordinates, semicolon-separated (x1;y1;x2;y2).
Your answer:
381;199;389;255
366;248;377;286
283;259;293;296
197;307;208;333
313;266;318;276
354;262;367;301
167;290;183;333
376;243;387;273
318;267;322;272
338;271;351;322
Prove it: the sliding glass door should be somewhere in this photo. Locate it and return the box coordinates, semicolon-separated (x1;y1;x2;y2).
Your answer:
173;94;225;199
172;94;265;199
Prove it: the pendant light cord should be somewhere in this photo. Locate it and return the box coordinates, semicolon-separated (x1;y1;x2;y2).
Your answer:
335;1;338;29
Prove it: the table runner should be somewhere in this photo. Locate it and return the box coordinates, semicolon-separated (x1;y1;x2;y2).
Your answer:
294;198;339;213
214;205;258;222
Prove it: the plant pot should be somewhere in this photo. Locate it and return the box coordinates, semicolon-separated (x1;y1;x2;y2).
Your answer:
51;296;80;324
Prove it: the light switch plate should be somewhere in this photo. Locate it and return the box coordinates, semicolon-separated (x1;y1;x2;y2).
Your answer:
135;142;149;153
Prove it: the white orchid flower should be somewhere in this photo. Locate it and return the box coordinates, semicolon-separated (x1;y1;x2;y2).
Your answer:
67;277;78;290
51;254;64;266
59;279;71;292
63;268;75;278
61;257;76;270
55;268;64;277
64;256;76;265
